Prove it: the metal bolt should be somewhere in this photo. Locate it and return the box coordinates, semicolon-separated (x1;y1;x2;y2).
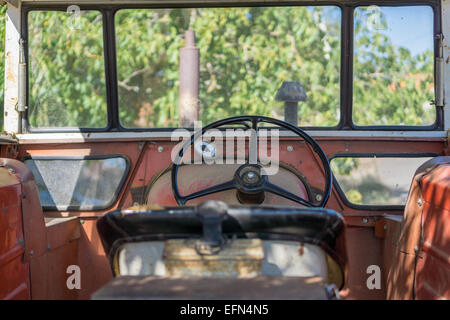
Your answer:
383;224;388;231
417;198;422;207
287;145;294;152
29;249;34;256
315;194;323;202
158;146;164;152
362;218;369;224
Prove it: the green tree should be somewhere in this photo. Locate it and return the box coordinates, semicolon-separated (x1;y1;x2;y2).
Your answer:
16;5;437;130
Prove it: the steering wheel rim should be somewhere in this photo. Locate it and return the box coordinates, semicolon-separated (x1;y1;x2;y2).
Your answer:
171;115;332;207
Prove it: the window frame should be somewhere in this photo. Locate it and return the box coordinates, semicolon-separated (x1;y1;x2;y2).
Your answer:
21;0;442;133
23;154;131;211
330;152;438;210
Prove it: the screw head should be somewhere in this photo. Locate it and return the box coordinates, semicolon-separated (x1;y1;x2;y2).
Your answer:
362;218;369;224
315;194;323;202
29;249;34;256
158;146;164;152
417;198;423;207
287;145;294;152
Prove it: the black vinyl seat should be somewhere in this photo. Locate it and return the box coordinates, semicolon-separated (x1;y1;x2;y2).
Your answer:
97;201;346;278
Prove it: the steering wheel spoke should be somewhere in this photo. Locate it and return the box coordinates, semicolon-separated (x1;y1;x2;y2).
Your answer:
181;179;236;204
264;181;315;207
248;118;259;165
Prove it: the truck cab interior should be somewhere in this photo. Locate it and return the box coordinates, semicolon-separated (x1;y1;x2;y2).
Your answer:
0;0;449;300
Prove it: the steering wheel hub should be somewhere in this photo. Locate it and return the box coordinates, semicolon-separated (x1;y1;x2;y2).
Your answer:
235;164;266;189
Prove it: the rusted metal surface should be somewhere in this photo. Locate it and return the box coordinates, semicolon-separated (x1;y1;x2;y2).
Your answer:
147;163;309;206
76;219;113;299
374;215;403;299
7;136;447;300
1;159;48;262
164;239;264;278
415;161;450;299
30;240;79;300
44;217;80;252
384;157;450;300
0;164;30;300
29;217;111;300
338;227;386;300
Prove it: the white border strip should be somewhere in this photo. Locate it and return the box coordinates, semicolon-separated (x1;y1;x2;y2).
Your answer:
14;130;447;143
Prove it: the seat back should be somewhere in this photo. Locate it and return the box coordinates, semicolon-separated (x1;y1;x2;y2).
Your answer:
97;201;347;288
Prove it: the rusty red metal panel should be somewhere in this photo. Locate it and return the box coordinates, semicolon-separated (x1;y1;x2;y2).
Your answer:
416;163;450;300
0;166;31;300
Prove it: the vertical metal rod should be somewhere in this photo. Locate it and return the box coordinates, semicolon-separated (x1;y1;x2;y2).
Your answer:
284;102;298;126
17;38;27;133
435;34;444;108
179;30;199;128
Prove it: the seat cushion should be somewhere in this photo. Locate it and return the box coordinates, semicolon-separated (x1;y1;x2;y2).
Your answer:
97;201;346;288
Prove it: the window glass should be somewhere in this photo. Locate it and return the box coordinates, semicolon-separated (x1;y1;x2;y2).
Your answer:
28;10;107;128
115;6;341;128
331;156;433;205
25;157;129;210
353;6;435;126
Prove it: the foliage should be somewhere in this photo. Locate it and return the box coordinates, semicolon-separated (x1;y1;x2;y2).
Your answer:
28;10;107;128
116;6;342;127
353;7;435;125
5;6;435;131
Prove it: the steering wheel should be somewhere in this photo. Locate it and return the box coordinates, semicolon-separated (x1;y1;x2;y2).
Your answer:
171;115;332;207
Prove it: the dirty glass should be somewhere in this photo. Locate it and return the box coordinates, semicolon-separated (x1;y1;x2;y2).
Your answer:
28;10;107;128
331;156;433;206
115;6;341;128
353;6;436;126
25;157;128;210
